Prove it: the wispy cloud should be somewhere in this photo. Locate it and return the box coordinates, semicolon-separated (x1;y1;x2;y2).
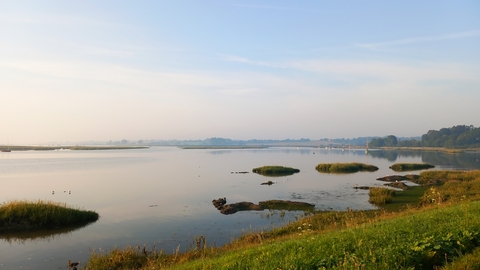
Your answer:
234;4;317;12
357;30;480;50
220;54;286;68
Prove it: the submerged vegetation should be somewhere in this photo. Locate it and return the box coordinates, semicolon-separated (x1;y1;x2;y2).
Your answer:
315;162;379;173
0;200;99;232
86;169;480;269
252;166;300;176
389;163;435;172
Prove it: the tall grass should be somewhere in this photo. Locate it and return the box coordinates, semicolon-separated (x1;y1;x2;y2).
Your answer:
369;187;396;206
389;163;435;172
0;200;99;231
252;166;300;176
316;162;379;173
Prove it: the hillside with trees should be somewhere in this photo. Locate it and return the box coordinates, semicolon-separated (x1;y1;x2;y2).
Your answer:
369;125;480;148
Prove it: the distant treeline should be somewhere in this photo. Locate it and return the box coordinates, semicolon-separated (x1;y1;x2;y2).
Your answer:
101;125;479;149
107;137;311;146
369;125;480;148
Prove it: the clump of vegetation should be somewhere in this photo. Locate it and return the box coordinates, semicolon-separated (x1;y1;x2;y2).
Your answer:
417;170;480;205
0;200;99;232
252;166;300;176
315;162;378;173
369;187;396;206
389;163;435;172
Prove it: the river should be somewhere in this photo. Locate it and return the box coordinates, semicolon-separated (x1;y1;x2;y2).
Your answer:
0;147;479;269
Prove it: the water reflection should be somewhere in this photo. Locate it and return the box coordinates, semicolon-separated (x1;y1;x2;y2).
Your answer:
0;221;96;244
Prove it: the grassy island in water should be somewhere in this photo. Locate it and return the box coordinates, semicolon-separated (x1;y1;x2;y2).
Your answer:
315;162;379;173
0;200;99;232
252;166;300;176
389;162;435;172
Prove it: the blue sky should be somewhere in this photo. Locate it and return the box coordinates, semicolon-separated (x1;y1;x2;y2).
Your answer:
1;1;479;144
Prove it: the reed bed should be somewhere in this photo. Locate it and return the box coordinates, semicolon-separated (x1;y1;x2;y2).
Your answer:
315;162;379;173
369;187;396;206
252;166;300;176
0;200;98;231
389;163;435;172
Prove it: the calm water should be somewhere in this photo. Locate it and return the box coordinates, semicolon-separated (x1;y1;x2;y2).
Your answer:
0;147;479;269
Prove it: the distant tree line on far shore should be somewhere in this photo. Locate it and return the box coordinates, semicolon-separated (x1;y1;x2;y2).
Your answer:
369;125;480;148
101;125;479;149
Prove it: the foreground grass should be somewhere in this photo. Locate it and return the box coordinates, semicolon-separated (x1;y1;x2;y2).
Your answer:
316;162;379;173
0;200;99;232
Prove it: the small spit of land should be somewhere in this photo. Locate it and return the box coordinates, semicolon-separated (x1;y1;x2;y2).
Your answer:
389;162;435;172
86;169;480;269
252;166;300;176
0;200;99;232
315;162;379;173
0;145;148;151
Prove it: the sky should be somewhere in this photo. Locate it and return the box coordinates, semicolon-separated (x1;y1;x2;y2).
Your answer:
1;1;479;144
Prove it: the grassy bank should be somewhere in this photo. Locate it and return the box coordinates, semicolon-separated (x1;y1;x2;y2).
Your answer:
315;162;379;173
86;201;480;270
0;200;99;232
86;170;480;269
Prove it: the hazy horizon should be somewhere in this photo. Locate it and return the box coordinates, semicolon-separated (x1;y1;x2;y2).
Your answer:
1;1;479;144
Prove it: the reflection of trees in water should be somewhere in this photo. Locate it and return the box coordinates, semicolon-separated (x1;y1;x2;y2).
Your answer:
210;148;315;155
368;151;399;162
422;152;480;170
0;221;95;244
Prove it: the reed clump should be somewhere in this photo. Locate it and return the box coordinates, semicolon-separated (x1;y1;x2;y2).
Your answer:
389;163;435;172
252;166;300;176
0;200;99;232
316;162;379;173
369;187;396;206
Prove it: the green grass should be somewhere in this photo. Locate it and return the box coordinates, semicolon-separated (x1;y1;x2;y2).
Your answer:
380;186;429;212
0;200;99;232
252;166;300;176
389;163;435;172
315;162;379;173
